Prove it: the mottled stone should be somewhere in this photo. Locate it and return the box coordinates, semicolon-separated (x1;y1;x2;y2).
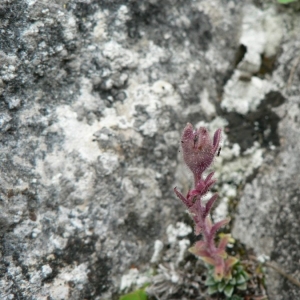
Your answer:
0;0;299;299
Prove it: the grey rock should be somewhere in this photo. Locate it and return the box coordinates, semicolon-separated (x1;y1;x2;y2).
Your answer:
0;0;299;299
232;3;300;300
0;113;12;131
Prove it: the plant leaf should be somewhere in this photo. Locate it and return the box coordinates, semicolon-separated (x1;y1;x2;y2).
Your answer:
213;128;222;154
210;218;230;237
224;284;234;298
205;276;216;286
240;271;250;280
225;256;239;271
207;284;218;295
217;281;226;292
174;187;192;207
201;256;216;266
204;193;218;218
216;234;231;254
236;273;246;284
214;263;225;281
204;171;215;184
278;0;297;4
189;241;211;258
119;288;148;300
237;282;247;290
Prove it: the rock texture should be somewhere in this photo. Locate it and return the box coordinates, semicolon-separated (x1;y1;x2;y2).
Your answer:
0;0;299;299
232;3;300;300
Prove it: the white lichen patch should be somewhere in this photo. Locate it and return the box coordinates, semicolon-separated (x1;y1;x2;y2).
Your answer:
139;119;158;137
215;143;264;184
241;5;283;61
120;268;151;292
63;15;77;42
48;278;69;300
41;265;53;279
152;222;192;268
93;11;108;42
128;79;181;116
121;177;139;198
221;143;241;161
46;264;88;299
222;71;272;114
139;42;169;69
50;105;102;162
176;239;190;265
102;41;138;69
150;240;164;263
213;196;229;223
195;116;228;134
50;235;68;251
166;222;192;245
163;131;181;148
99;152;119;175
200;88;216;117
222;5;283;115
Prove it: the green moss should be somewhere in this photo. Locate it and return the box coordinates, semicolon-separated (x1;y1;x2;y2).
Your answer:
278;0;297;3
119;288;148;300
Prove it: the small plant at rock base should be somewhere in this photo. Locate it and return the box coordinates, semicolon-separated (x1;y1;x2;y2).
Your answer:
174;123;249;298
205;262;249;298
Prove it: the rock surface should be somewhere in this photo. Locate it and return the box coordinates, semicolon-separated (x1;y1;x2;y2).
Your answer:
0;0;299;299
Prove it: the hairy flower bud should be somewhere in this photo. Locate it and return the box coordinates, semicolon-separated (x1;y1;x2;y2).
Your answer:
181;123;221;183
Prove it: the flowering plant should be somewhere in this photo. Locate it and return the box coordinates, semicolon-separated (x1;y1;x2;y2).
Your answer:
174;123;238;281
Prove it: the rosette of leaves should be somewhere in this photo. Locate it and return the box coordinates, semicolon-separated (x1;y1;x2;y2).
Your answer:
205;263;249;299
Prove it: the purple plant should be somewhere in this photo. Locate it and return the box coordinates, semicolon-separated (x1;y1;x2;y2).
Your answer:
174;123;238;281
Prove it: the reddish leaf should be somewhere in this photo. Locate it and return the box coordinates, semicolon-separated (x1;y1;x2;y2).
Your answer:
210;218;230;237
174;187;192;208
213;128;222;154
204;194;218;218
